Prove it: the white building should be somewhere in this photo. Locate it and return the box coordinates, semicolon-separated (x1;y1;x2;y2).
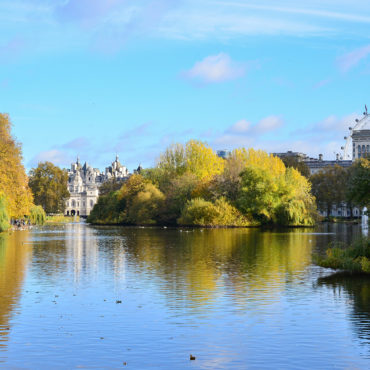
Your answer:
65;156;130;217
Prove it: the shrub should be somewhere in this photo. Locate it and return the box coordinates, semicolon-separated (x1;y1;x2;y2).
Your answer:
178;197;251;227
315;237;370;273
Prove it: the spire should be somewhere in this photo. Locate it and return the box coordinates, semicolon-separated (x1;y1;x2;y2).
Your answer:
77;155;80;164
115;153;119;162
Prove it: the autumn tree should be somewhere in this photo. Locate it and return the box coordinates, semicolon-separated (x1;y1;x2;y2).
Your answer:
29;162;69;214
236;150;316;225
0;114;33;219
185;140;225;181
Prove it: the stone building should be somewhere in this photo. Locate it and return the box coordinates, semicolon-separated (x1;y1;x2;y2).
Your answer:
65;156;130;217
351;114;370;159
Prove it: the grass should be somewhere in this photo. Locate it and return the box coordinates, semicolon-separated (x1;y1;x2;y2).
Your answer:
45;214;80;224
314;237;370;274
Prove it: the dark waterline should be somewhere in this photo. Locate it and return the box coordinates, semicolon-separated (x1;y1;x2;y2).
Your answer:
0;223;369;369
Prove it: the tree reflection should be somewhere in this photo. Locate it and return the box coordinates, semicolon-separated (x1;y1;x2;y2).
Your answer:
317;272;370;346
0;231;31;353
116;227;315;309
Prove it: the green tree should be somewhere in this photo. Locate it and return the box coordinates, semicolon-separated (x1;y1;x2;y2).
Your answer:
237;166;278;223
87;191;124;224
98;178;125;196
29;162;69;214
160;173;200;225
347;157;370;208
280;156;310;177
310;165;348;217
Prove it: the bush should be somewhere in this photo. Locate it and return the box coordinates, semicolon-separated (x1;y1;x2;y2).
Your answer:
178;197;251;227
315;237;370;273
29;205;46;225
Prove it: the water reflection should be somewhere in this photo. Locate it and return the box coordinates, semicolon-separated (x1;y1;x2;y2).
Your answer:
0;223;369;368
0;231;31;352
317;272;370;348
91;227;316;311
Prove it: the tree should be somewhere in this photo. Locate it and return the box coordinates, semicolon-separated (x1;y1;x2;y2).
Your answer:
29;162;69;214
98;178;125;196
127;183;165;225
237;166;278;223
310;165;348;217
347;157;370;208
160;173;200;224
236;151;317;225
280;156;310;177
0;114;33;219
185;140;224;181
210;150;247;202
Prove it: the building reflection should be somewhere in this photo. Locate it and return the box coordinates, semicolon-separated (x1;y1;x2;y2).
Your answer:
0;231;31;355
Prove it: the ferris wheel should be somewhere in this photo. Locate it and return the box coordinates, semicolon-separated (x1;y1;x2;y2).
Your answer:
341;105;369;160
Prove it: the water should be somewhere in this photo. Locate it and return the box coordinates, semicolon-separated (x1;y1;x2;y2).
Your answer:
0;223;369;369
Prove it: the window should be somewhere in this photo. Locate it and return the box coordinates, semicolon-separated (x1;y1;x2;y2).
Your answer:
90;200;94;207
72;200;76;207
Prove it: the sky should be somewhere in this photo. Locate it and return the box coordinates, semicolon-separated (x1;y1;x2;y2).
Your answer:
1;0;370;171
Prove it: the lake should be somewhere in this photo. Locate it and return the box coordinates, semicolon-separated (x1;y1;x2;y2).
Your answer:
0;223;369;369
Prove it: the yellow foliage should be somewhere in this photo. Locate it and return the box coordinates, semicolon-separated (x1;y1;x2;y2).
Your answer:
185;140;225;181
231;148;286;177
0;114;33;218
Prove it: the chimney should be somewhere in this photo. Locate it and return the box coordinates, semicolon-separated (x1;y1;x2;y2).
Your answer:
319;154;323;161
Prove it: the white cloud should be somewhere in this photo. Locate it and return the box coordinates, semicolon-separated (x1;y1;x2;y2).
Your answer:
337;44;370;72
184;53;246;84
29;149;73;167
256;116;283;133
212;112;362;160
295;113;358;137
215;115;284;147
228;119;251;134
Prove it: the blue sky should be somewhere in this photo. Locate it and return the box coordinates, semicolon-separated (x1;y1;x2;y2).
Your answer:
1;0;370;171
